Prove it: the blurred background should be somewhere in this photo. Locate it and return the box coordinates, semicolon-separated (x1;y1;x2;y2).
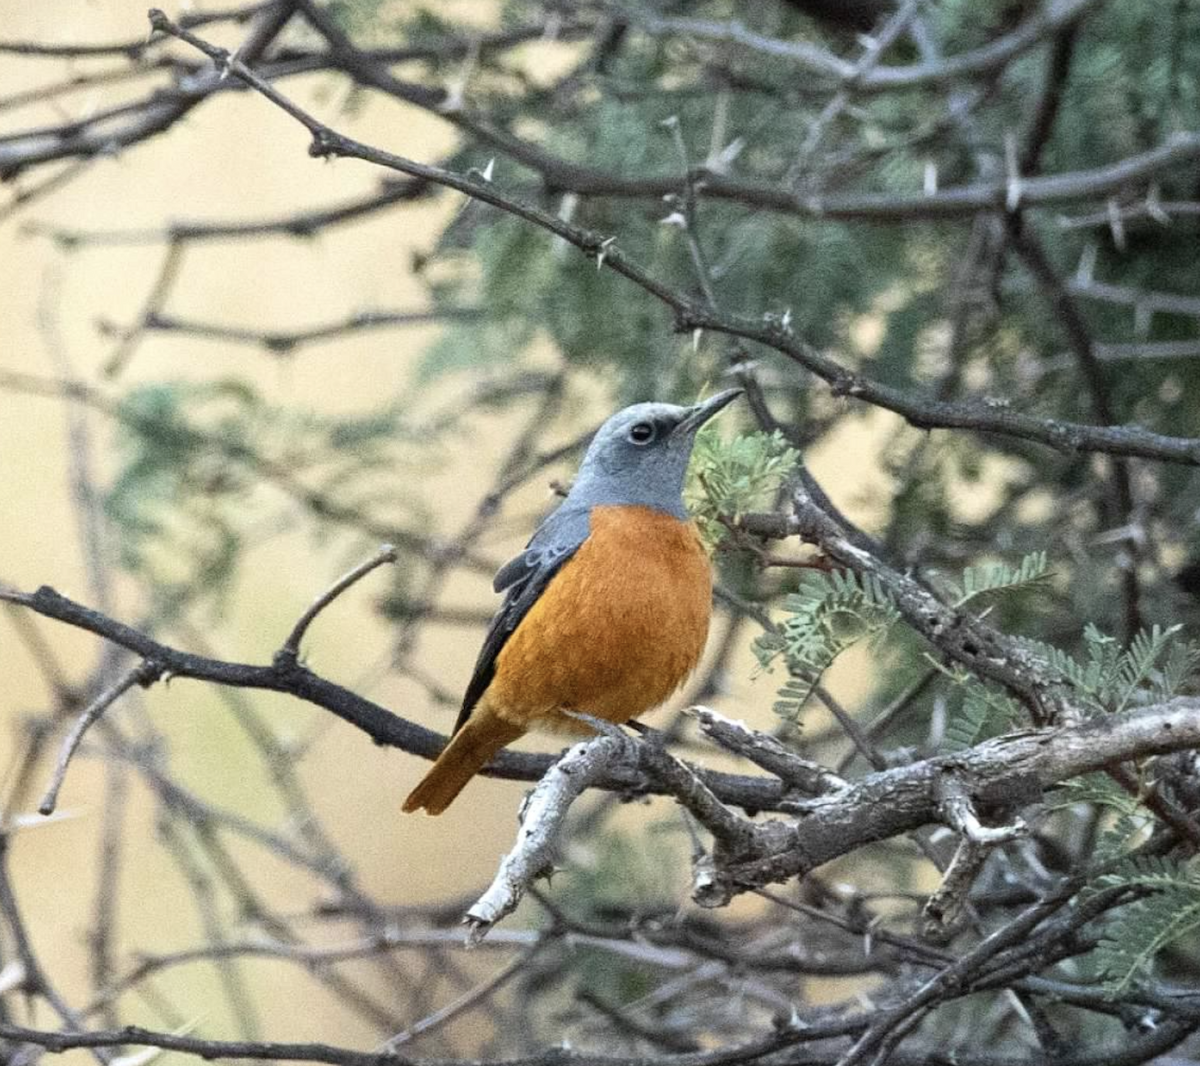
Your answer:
2;0;1200;1062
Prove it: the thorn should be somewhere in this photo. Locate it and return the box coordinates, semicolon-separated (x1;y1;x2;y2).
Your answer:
0;962;25;997
556;192;578;223
1004;132;1022;212
1074;242;1097;285
659;115;679;130
1146;183;1170;225
480;157;495;183
660;211;687;228
595;236;615;270
924;160;937;195
1134;302;1152;337
712;136;744;172
1107;198;1126;252
223;44;245;81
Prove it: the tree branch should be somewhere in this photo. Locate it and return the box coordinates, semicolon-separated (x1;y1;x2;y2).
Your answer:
465;735;627;944
278;544;397;661
129;12;1200;470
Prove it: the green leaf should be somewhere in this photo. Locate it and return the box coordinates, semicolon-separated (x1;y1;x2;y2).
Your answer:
1114;624;1183;713
685;429;799;549
951;551;1052;607
1094;857;1200;992
1019;623;1186;714
757;569;899;721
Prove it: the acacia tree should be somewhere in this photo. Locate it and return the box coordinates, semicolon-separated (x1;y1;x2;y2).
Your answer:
2;1;1200;1064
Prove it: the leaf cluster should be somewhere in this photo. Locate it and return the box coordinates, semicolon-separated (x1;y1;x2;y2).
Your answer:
1022;624;1197;716
753;569;899;721
685;428;799;549
1095;856;1200;993
949;551;1052;608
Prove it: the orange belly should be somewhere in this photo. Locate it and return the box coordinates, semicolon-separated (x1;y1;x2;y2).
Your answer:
485;504;713;731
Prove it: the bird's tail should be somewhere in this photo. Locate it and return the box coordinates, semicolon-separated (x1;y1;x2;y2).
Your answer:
402;709;524;815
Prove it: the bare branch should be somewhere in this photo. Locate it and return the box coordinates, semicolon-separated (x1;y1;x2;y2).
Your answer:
704;698;1200;904
921;837;990;936
634;0;1102;94
936;774;1026;846
278;544;398;662
687;706;847;797
37;661;162;816
100;239;185;378
121;306;484;356
0;1;296;180
24;177;433;246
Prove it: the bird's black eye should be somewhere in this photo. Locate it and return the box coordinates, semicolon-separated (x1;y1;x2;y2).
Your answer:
628;421;656;445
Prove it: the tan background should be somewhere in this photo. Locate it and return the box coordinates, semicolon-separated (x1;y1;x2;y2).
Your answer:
0;0;897;1053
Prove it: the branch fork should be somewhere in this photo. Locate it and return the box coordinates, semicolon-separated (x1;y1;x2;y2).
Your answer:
922;774;1028;935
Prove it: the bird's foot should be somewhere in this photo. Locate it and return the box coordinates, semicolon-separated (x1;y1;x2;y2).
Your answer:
561;709;626;739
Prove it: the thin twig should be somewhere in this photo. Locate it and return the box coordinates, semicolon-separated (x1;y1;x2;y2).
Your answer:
37;660;162;816
278;544;398;661
379;944;541;1049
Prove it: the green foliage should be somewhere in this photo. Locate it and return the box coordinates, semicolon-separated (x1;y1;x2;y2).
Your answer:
1023;624;1193;716
1051;772;1144;818
941;682;1021;753
754;570;899;721
105;380;429;612
1094;857;1200;992
950;551;1052;607
1049;771;1155;865
1159;637;1200;701
684;428;799;548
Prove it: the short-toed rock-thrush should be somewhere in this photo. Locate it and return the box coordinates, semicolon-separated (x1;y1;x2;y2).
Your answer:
403;389;742;815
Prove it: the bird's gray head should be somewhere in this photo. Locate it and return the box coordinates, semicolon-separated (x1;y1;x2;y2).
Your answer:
565;388;742;519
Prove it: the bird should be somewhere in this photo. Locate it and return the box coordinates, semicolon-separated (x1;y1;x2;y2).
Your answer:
403;388;742;815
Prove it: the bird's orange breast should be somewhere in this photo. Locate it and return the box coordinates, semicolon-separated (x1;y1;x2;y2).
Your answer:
484;504;712;731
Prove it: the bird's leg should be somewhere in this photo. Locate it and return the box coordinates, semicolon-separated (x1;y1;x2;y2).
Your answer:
626;719;669;747
561;709;628;739
561;710;640;764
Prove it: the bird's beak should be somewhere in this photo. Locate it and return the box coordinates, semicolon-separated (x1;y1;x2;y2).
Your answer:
672;387;743;438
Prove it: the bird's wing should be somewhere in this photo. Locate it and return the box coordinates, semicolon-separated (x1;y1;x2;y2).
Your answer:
453;505;591;733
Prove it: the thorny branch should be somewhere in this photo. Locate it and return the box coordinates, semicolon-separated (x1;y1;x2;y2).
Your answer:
5;573;1200;914
130;9;1200;474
